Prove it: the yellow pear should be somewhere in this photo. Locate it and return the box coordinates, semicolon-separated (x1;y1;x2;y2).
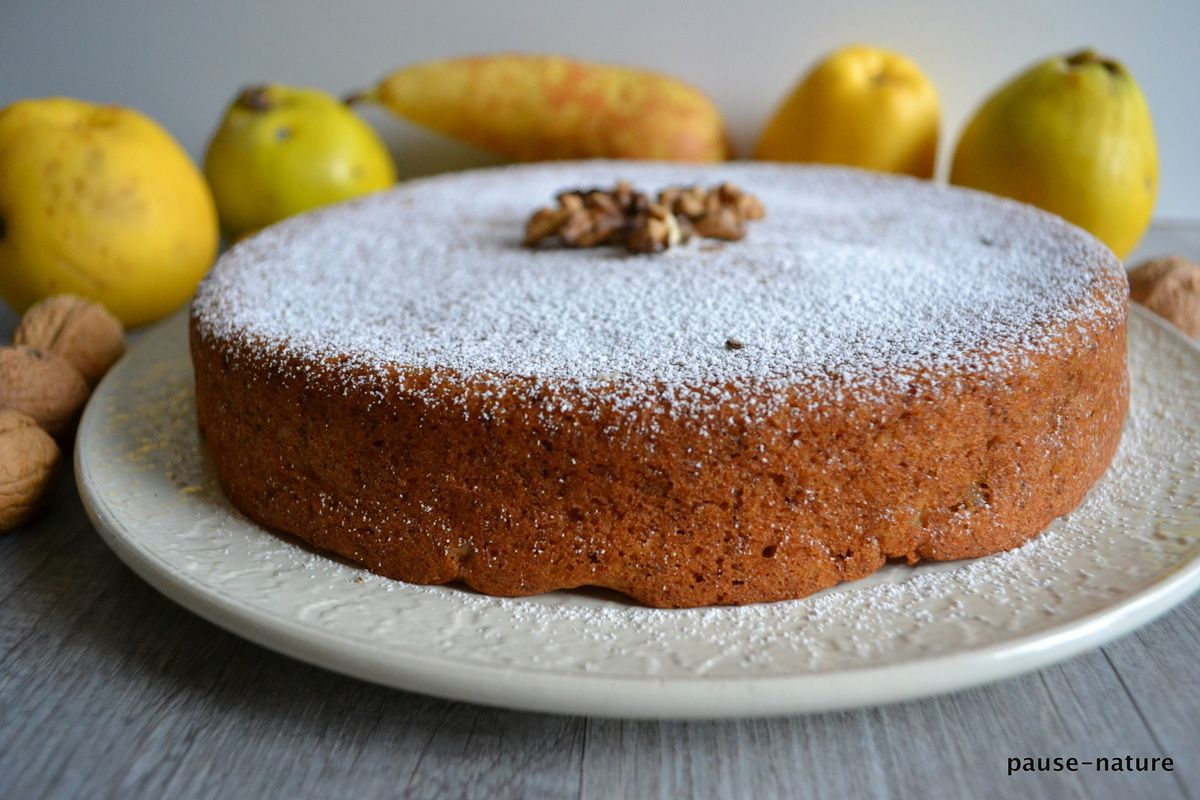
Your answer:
353;54;730;163
951;49;1157;259
204;84;396;239
0;98;218;327
755;45;940;178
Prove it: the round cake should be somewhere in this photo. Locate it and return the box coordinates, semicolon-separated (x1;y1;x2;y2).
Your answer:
190;162;1128;608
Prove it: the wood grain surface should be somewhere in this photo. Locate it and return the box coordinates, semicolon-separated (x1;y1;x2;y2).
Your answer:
1;224;1197;800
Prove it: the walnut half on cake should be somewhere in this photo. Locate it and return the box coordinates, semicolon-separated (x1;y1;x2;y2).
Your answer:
190;162;1128;608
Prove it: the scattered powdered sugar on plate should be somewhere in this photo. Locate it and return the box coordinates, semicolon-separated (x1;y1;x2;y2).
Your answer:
90;310;1200;680
192;162;1125;417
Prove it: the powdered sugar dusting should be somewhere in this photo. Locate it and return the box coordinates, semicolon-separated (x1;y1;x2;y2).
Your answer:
192;162;1125;417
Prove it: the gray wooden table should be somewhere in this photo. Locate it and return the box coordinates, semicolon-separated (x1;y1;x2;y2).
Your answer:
2;224;1198;800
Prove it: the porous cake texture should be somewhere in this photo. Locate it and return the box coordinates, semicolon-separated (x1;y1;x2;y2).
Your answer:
191;162;1128;607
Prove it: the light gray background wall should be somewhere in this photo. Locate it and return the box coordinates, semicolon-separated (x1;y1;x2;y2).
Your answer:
2;0;1196;217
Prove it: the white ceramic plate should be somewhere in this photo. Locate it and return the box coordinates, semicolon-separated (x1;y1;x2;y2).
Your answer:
77;307;1200;719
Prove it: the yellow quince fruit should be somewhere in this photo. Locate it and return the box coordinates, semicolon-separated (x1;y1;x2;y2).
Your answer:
0;98;218;327
204;84;396;239
755;44;940;178
951;49;1158;259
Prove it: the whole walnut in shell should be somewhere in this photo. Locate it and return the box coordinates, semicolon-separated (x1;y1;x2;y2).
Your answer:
1127;255;1200;339
0;410;61;532
14;295;126;386
0;345;90;436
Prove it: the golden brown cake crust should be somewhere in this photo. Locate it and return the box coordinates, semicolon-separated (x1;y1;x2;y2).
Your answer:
190;163;1128;608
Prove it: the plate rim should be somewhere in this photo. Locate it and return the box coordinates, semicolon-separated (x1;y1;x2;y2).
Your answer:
75;306;1200;719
